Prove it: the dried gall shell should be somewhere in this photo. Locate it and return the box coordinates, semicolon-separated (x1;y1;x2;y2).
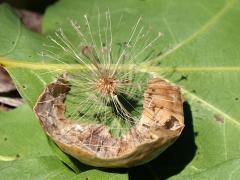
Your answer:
33;78;184;168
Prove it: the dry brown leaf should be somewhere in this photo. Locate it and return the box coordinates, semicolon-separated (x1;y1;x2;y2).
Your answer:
0;66;16;93
15;9;42;32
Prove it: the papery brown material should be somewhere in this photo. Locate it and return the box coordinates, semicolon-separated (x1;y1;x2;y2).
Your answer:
0;66;23;111
0;66;16;93
34;77;184;168
15;9;42;32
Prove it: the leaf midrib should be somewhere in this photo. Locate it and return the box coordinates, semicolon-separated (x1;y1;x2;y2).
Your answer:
1;59;240;72
4;58;239;127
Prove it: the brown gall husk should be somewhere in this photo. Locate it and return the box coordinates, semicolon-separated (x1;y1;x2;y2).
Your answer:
33;77;184;168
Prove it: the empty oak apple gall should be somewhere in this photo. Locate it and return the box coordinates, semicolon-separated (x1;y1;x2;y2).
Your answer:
33;76;184;168
35;11;184;167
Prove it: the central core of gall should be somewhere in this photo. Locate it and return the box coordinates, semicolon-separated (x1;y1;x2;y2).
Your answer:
96;76;117;96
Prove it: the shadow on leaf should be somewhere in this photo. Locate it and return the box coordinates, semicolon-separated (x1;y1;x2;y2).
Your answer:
55;101;196;179
129;101;197;180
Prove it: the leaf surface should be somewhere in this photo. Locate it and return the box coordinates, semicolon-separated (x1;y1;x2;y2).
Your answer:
0;0;240;179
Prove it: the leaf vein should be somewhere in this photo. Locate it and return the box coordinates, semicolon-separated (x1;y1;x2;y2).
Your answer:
159;75;240;127
0;7;22;56
148;0;237;64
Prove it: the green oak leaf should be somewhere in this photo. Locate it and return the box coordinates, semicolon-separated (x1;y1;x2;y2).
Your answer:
0;105;53;160
0;155;128;180
0;156;75;180
0;0;240;179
